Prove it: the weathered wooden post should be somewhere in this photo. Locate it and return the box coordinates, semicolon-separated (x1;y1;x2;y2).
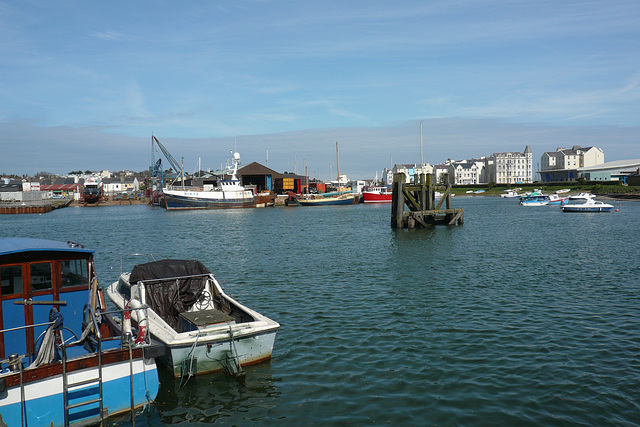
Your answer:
391;172;463;228
391;173;405;229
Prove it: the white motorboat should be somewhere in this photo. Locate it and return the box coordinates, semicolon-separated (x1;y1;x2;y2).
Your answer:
106;259;280;379
569;192;596;201
501;190;520;198
562;199;614;212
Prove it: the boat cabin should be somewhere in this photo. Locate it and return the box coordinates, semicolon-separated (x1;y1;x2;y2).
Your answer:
0;238;97;364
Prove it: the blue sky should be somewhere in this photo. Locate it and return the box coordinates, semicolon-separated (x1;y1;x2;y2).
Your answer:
1;0;639;179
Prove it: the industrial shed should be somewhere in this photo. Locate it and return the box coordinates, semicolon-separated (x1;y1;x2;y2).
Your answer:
238;162;282;192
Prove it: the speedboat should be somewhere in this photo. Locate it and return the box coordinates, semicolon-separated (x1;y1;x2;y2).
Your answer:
106;259;280;379
547;194;569;205
569;192;596;201
518;194;549;206
0;238;160;426
562;199;614;212
501;190;520;198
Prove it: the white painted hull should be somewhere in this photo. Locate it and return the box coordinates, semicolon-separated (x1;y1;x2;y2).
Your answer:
106;269;280;378
164;330;278;377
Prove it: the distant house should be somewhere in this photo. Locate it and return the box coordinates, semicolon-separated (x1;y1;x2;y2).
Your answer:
102;177;139;197
388;163;433;184
539;146;604;182
448;161;481;185
489;146;533;184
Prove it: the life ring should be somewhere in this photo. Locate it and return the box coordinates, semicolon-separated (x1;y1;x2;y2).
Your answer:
124;299;148;344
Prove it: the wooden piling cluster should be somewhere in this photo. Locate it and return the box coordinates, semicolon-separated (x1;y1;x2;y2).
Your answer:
391;173;464;229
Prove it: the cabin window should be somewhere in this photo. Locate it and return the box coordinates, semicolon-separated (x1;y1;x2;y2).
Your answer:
61;259;89;287
30;262;52;291
1;265;23;296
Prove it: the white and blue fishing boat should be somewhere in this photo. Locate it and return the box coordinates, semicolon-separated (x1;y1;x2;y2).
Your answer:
0;238;160;426
162;152;257;210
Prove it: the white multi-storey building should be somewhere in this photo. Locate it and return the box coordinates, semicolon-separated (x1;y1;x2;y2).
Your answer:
489;146;533;184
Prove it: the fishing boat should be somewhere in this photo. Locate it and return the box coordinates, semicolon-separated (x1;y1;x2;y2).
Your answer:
562;199;614;212
163;152;256;210
362;186;392;203
106;258;280;379
0;238;160;426
82;176;102;204
297;142;355;206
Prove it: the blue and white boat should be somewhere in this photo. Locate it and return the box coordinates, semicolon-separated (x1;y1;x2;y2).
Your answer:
562;199;614;212
547;194;569;205
518;193;549;206
0;238;160;426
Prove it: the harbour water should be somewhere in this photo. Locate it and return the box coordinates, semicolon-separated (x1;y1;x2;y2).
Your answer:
2;197;639;425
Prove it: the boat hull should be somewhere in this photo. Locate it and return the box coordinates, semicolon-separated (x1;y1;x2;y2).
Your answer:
162;330;278;377
163;191;256;210
297;195;355;206
0;345;159;426
362;192;392;203
562;206;613;212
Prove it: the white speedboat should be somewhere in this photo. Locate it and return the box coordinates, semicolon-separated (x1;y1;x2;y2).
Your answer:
547;194;569;205
501;190;520;198
562;199;614;212
569;192;596;201
106;259;280;379
0;238;160;426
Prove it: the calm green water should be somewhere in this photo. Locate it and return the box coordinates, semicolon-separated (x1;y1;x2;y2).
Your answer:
2;197;639;426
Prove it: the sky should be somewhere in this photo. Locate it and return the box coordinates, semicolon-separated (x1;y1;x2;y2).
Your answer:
1;0;639;180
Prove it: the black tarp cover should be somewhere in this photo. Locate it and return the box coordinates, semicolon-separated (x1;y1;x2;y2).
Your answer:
129;259;210;330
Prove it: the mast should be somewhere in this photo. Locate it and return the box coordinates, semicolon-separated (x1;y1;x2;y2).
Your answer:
420;121;424;165
336;141;341;196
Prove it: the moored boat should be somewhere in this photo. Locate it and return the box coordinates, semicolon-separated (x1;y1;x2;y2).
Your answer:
163;152;257;210
83;177;103;204
297;193;356;206
518;194;549;206
362;186;392;203
106;259;280;379
0;238;160;426
562;199;614;212
547;194;569;205
569;192;596;201
501;190;520;198
297;142;355;206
